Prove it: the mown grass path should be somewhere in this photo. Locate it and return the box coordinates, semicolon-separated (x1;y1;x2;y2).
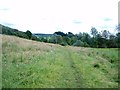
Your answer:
63;48;81;88
2;44;83;88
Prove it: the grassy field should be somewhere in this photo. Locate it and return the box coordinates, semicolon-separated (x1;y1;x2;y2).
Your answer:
1;35;118;88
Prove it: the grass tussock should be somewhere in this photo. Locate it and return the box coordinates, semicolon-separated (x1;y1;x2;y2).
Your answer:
1;35;118;88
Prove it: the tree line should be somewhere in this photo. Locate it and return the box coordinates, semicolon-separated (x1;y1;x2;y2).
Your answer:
39;29;120;48
1;24;39;41
1;24;120;48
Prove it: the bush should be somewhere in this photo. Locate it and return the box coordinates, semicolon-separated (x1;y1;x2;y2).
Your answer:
93;63;100;68
84;42;89;47
25;30;32;39
60;42;68;46
31;35;40;41
73;40;84;47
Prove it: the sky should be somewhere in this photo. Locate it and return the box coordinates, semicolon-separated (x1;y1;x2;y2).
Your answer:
0;0;119;34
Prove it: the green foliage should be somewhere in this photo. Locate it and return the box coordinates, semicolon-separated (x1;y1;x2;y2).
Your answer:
25;30;32;39
1;24;119;48
102;30;110;39
60;42;68;46
91;27;98;37
1;24;39;41
107;35;117;48
31;35;40;41
73;40;84;47
116;32;120;48
49;35;57;44
54;31;66;36
67;32;74;38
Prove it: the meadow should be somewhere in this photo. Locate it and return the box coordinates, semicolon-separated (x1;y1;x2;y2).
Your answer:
1;35;118;88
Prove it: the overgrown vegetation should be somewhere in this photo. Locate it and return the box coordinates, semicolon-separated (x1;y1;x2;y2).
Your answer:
2;35;118;88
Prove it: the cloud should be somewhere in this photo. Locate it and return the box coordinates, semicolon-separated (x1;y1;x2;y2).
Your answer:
1;22;14;27
95;24;117;35
103;18;112;21
97;25;114;29
0;8;10;11
73;20;82;24
0;0;118;34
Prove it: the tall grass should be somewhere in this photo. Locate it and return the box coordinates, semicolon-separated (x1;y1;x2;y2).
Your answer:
2;35;118;88
67;47;118;88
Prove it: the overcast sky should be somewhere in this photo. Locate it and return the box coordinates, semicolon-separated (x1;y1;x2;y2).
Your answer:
0;0;119;34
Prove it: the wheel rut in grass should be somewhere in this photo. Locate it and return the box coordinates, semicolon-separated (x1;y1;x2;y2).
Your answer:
64;48;81;88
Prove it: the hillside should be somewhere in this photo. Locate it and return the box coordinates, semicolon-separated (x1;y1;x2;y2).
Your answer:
2;35;118;88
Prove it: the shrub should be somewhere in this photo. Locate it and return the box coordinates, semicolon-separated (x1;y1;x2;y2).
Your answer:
73;40;84;47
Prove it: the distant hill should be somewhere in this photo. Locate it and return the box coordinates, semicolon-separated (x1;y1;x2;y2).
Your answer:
33;33;53;37
1;24;28;38
0;24;39;41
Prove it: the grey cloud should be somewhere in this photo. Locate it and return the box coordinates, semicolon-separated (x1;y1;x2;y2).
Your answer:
0;8;10;11
103;18;112;21
73;20;82;24
97;25;115;29
1;22;14;27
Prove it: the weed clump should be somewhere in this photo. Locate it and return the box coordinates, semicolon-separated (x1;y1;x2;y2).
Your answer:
110;59;114;63
96;52;99;55
88;53;91;56
93;63;100;68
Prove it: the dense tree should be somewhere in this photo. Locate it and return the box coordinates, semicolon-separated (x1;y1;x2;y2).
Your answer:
1;24;119;48
40;30;117;48
116;32;120;48
1;24;39;41
101;30;110;39
31;35;40;41
107;34;117;48
54;31;66;36
67;32;74;37
81;33;91;45
56;35;63;44
25;30;32;39
62;36;71;45
96;33;103;47
91;27;98;38
73;40;84;47
116;24;120;31
49;35;56;44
